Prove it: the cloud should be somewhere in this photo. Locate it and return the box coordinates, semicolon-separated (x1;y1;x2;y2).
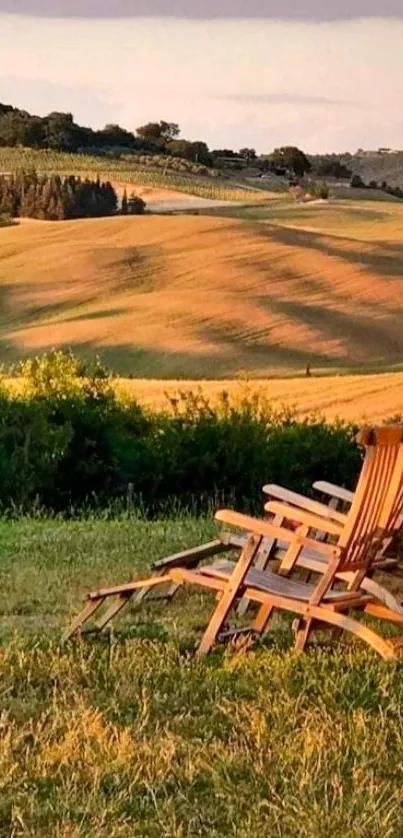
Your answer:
1;0;403;20
218;93;359;107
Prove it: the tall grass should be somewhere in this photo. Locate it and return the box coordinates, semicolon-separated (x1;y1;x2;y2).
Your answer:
1;515;403;837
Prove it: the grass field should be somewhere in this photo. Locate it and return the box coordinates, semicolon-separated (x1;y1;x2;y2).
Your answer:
1;199;403;379
2;515;403;837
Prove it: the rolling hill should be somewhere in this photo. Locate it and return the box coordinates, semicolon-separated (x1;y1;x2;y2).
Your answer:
1;200;403;378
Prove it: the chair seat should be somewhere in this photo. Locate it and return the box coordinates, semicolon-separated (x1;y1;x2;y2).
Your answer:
199;560;354;603
274;544;399;574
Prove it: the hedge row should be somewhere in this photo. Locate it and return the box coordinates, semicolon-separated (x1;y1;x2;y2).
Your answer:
0;353;362;515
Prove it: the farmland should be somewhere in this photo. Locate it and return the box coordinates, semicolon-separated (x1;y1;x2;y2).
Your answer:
1;199;403;381
0;146;273;203
116;372;403;423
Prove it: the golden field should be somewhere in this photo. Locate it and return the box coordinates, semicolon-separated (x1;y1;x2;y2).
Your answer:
0;199;403;378
116;372;403;422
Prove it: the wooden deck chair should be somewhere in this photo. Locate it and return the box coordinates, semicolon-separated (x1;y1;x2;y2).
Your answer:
72;429;376;628
64;426;403;656
180;426;403;658
312;476;403;562
258;428;403;612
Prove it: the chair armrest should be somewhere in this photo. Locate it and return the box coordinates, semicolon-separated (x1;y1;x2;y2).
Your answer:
313;481;354;505
215;509;339;557
263;484;347;524
264;501;344;537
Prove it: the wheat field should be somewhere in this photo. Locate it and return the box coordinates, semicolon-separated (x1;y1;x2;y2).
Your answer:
1;199;403;381
115;372;403;422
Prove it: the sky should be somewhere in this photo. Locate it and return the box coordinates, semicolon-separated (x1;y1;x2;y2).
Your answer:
1;2;403;153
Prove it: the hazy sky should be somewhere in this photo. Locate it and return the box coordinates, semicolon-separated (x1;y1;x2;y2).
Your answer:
1;4;403;153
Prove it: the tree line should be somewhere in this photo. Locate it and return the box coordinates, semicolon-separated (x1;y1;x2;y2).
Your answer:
0;104;214;164
0;102;315;177
0;172;145;221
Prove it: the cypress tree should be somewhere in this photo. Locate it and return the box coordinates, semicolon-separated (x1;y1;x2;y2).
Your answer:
121;188;128;215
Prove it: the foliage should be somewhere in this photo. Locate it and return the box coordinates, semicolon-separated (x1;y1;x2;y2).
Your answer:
1;516;403;836
311;181;330;200
314;158;352;179
168;139;212;166
137;120;180;145
351;174;366;188
0;147;267;202
311;150;403;191
120;188;145;215
0;352;361;514
127;192;146;214
0;171;118;220
269;146;312;177
239;147;257;161
349;173;403;200
0;102;157;154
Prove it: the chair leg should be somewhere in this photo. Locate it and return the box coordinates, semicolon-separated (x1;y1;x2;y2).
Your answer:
293;617;314;652
196;534;262;656
94;593;133;631
237;533;278;617
252;602;275;634
61;598;104;642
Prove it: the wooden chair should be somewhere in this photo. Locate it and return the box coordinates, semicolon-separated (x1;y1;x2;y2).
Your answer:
259;428;403;612
64;426;403;659
176;425;403;658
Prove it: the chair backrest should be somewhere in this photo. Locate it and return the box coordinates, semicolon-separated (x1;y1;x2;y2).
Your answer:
312;425;403;601
382;448;403;541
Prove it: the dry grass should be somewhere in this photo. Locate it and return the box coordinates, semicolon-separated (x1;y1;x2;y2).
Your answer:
0;200;403;378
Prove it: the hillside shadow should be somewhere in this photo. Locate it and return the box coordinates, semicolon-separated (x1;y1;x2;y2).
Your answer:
60;308;129;324
262;298;403;365
195;321;339;371
257;224;403;280
0;331;336;379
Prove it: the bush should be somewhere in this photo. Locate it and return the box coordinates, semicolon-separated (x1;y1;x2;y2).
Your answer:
0;352;362;515
311;181;329;200
350;174;365;188
127;193;146;215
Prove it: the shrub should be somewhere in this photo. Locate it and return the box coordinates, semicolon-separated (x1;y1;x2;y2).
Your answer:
350;174;365;188
0;352;362;515
311;181;329;200
127;193;146;215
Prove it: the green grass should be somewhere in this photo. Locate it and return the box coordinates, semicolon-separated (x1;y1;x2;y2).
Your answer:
0;147;265;203
2;515;403;836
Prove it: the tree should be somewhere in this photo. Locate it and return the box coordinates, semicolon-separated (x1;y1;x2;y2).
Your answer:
168;139;212;166
269;146;311;177
136;121;180;146
350;174;365;188
98;123;136;149
127;193;146;215
121;188;128;215
239;147;257;162
44;112;79;151
316;159;352;179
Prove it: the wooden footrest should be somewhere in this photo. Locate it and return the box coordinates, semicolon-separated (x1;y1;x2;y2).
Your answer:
87;574;172;600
